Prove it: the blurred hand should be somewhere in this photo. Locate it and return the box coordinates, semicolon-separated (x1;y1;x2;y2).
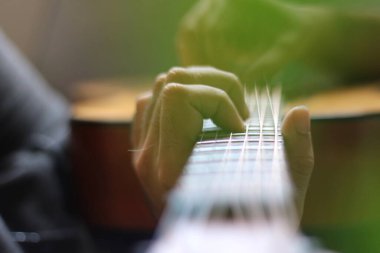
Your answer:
177;0;335;94
132;66;313;219
132;66;248;213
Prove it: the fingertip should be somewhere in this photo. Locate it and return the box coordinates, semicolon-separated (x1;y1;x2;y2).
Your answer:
293;106;311;135
236;118;246;133
136;91;152;102
213;113;245;133
230;112;246;132
282;105;311;136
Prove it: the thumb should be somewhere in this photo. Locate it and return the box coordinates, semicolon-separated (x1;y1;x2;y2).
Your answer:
282;106;314;218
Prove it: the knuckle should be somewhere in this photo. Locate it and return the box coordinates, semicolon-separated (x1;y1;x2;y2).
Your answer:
155;73;167;85
214;87;228;100
136;92;151;109
135;98;145;111
167;67;186;82
223;72;242;91
161;83;187;99
227;72;241;85
200;65;216;72
212;88;230;111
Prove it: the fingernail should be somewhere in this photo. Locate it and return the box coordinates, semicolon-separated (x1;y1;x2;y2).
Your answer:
294;106;310;135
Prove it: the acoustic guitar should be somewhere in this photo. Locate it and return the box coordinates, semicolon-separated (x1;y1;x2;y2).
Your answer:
70;80;380;253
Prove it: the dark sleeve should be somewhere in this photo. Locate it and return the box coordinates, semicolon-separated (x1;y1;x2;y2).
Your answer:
0;30;68;156
0;217;23;253
0;29;95;253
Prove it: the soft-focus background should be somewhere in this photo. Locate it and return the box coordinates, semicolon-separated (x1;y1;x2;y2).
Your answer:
0;0;378;99
2;1;380;253
0;0;195;98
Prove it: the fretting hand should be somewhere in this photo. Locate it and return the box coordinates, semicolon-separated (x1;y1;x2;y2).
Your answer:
132;66;313;220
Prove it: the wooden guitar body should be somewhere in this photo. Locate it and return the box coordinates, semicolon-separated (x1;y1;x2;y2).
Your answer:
70;81;380;252
70;82;156;231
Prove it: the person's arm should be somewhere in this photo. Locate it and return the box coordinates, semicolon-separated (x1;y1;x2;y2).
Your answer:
0;30;69;157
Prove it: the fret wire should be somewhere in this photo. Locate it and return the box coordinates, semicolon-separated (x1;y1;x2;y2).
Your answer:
173;86;293;226
197;139;283;145
198;137;281;144
189;150;283;161
197;137;283;145
188;158;283;165
185;165;284;175
201;127;280;137
193;146;282;153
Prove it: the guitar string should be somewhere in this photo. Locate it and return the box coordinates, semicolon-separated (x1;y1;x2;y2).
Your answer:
150;86;325;253
267;86;282;221
255;87;266;221
169;86;295;226
244;88;259;221
197;127;225;221
267;86;297;226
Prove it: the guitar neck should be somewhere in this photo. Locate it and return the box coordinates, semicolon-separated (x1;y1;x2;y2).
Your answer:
168;88;294;222
147;88;329;253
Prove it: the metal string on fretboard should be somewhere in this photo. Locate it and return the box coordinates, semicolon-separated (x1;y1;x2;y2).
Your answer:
149;86;330;253
161;86;297;226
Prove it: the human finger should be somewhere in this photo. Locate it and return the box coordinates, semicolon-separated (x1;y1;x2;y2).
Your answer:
156;83;246;192
132;91;152;149
149;67;249;122
138;74;168;142
281;106;314;218
164;66;249;119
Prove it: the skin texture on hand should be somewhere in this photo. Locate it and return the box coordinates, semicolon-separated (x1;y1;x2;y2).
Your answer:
132;67;313;220
282;106;314;218
132;66;248;213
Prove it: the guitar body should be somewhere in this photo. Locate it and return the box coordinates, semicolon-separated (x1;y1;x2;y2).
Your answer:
305;115;380;252
70;81;380;252
70;120;156;230
70;81;156;230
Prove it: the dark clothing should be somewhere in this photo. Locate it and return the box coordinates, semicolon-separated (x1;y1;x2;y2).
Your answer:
0;30;94;252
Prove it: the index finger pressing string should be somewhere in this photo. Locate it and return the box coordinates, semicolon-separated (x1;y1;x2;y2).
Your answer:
156;83;246;191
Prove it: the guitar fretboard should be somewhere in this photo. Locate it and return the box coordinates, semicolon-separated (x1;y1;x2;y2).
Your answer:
149;87;327;253
164;87;295;223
